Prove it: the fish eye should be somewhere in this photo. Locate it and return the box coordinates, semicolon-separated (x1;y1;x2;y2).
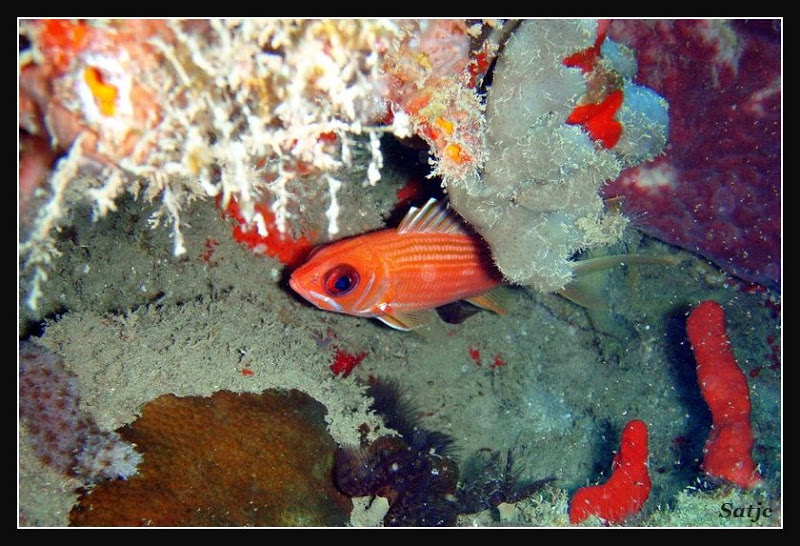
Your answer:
323;264;360;297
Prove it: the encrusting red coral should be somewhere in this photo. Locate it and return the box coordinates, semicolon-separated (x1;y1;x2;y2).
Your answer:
686;300;762;489
220;196;315;269
566;89;624;149
568;419;651;525
562;22;625;150
330;348;368;377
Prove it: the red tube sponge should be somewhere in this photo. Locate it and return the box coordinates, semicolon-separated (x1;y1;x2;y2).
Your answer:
686;300;762;489
569;419;651;525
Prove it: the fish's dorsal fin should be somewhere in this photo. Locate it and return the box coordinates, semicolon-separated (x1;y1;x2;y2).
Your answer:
397;198;467;235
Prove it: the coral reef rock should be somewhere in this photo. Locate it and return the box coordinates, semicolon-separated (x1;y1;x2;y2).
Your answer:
19;341;142;484
446;20;668;293
334;378;460;526
335;435;460;526
70;389;352;526
605;19;781;289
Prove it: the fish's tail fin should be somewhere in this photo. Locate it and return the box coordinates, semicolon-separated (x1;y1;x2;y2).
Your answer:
560;254;679;309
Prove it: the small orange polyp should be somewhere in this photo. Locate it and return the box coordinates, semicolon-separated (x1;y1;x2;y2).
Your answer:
444;142;468;164
84;66;118;116
434;116;455;136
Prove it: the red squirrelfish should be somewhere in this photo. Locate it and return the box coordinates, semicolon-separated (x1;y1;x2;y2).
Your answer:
289;198;507;330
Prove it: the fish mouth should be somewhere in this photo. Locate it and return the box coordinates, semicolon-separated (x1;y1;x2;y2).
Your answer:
288;275;343;313
288;275;300;293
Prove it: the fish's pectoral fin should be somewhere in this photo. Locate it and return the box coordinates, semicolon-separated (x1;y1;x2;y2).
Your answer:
465;286;509;315
377;309;435;331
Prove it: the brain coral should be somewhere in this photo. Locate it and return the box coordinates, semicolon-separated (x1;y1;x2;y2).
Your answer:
69;389;352;526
